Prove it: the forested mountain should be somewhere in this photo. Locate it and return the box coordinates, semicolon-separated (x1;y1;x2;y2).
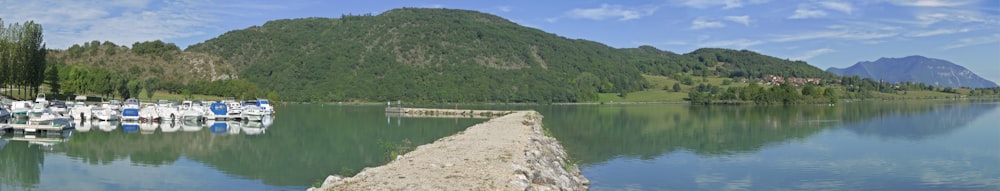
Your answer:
185;8;654;102
620;46;835;79
828;55;997;88
42;40;244;99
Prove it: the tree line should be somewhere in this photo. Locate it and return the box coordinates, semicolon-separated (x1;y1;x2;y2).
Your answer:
0;18;46;98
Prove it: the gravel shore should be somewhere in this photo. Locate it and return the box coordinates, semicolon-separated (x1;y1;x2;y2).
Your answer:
309;110;588;191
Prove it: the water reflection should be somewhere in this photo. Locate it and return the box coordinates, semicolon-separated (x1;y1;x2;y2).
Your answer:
538;101;1000;190
1;104;484;190
542;101;998;167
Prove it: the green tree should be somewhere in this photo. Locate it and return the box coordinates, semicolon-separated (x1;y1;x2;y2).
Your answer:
672;83;681;92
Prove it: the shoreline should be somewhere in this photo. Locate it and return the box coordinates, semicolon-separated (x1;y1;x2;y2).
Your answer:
309;110;589;190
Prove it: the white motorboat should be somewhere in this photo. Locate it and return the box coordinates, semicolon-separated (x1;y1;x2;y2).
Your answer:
155;100;179;121
27;103;51;119
179;100;205;121
139;104;159;122
9;101;31;119
69;102;93;120
34;93;48;106
92;106;119;121
49;100;69;116
107;100;122;111
241;105;266;121
225;100;243;117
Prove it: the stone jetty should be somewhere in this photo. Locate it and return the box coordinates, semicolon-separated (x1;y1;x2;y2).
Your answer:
310;110;589;191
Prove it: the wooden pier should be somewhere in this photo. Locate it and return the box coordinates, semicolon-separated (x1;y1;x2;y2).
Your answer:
386;107;513;118
1;124;73;134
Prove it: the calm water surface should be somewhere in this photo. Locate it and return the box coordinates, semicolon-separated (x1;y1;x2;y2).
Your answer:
0;104;485;190
532;101;1000;190
2;102;998;190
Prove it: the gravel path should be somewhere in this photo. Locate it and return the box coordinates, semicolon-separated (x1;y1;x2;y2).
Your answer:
311;110;588;191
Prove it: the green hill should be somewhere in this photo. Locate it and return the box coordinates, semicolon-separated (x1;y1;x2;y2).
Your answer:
185;8;650;102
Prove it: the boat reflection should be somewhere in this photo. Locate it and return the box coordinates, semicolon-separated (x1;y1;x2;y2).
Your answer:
121;122;139;133
161;121;180;133
139;122;157;134
97;121;118;132
181;120;203;132
76;120;93;132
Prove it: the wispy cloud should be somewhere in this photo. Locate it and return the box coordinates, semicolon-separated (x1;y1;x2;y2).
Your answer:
772;30;898;42
886;0;972;7
497;6;512;12
701;39;764;49
691;18;726;29
675;0;771;9
943;34;1000;50
724;15;752;26
0;0;254;49
789;8;828;19
563;4;658;21
793;48;836;60
906;28;971;37
819;1;853;14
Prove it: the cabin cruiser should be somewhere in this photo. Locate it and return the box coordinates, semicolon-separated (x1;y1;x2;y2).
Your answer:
204;101;229;120
155;100;179;121
49;100;68;116
68;102;92;120
241;105;266;121
257;99;275;115
10;101;32;119
139;103;160;122
27;107;73;129
121;98;141;121
107;100;122;111
34;93;48;106
179;100;205;121
92;106;119;121
225;100;243;117
27;103;52;119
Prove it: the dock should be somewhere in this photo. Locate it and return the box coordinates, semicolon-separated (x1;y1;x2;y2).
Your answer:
386;107;513;118
1;124;73;134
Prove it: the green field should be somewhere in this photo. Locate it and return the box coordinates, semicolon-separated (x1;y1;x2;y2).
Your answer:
597;75;749;103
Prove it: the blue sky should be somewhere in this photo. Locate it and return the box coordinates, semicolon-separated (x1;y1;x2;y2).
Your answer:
2;0;998;82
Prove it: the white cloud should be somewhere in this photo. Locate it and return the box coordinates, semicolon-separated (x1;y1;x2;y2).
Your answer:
819;1;853;14
675;0;771;9
701;39;764;49
913;11;990;26
793;48;836;60
690;18;725;29
565;4;657;21
906;28;971;37
0;0;283;49
772;30;898;42
789;8;828;19
886;0;972;7
497;6;512;12
943;34;1000;50
724;15;752;26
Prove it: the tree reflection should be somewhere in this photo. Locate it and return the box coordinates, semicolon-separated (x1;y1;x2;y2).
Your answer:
0;140;45;190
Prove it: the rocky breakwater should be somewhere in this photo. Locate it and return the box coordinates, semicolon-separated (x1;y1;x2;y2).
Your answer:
310;110;589;190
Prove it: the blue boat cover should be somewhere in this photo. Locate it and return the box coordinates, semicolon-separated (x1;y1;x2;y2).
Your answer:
210;122;228;134
210;102;228;115
122;108;139;117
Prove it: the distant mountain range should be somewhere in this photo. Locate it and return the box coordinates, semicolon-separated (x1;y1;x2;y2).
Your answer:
827;55;998;88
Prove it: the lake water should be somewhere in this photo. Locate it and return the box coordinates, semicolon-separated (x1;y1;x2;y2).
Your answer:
2;101;998;190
